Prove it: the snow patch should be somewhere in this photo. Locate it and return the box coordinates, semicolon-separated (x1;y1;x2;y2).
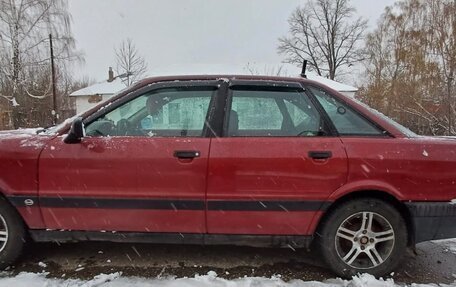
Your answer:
218;77;230;83
19;138;46;149
434;238;456;255
70;77;126;97
16;128;42;134
0;129;37;140
0;271;454;287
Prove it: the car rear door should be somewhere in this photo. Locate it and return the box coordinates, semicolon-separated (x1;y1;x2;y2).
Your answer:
39;81;220;233
206;80;348;235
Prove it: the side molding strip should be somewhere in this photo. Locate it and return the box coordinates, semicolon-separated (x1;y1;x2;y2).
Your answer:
7;195;331;212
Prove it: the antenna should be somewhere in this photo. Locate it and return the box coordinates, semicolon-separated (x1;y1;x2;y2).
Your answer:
301;60;308;78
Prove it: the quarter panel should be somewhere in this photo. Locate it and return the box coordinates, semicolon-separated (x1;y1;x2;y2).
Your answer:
338;137;456;201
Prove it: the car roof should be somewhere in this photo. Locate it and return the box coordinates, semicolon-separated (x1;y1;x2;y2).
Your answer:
136;74;309;86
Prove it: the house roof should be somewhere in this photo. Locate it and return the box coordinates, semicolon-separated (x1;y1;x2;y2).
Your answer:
70;77;127;97
305;73;358;92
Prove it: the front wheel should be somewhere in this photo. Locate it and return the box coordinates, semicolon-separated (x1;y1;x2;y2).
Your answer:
318;198;408;278
0;197;26;269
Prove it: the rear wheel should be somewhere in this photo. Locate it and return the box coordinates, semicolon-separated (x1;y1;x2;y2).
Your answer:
318;198;407;278
0;197;26;269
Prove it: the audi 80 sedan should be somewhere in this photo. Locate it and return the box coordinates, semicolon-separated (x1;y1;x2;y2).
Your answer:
0;75;455;277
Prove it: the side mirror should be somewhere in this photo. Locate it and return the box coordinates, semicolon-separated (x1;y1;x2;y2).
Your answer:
64;117;85;144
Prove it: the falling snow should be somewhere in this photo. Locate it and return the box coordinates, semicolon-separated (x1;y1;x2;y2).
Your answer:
361;164;370;173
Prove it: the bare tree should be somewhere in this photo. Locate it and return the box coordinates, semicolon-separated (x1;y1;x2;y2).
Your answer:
115;39;148;86
0;0;81;128
243;63;289;77
278;0;367;80
360;0;456;136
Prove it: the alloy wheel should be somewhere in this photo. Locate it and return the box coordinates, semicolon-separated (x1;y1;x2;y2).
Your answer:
334;211;395;269
0;215;8;253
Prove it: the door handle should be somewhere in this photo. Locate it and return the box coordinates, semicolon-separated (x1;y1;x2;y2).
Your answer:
308;151;332;160
174;150;200;159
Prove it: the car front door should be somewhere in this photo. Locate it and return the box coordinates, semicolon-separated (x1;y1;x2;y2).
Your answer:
39;81;219;233
206;80;348;235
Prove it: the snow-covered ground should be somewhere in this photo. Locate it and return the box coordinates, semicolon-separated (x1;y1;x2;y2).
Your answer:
0;271;455;287
437;239;456;255
0;239;454;286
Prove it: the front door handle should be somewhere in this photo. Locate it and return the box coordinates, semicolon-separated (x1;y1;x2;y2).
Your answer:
174;150;200;159
308;151;332;160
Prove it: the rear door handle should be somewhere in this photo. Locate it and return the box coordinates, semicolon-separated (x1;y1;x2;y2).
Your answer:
174;150;200;159
308;151;332;160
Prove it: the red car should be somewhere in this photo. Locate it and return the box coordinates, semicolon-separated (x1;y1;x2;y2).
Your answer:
0;75;455;277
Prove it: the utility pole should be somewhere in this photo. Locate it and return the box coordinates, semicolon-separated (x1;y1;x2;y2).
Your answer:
448;0;456;135
448;77;452;136
49;34;57;125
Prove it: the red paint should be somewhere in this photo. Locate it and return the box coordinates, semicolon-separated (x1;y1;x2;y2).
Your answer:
207;211;315;235
40;208;204;232
206;137;348;234
38;136;210;232
330;137;456;201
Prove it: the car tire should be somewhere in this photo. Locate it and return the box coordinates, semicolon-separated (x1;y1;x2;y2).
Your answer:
0;196;26;269
318;198;407;278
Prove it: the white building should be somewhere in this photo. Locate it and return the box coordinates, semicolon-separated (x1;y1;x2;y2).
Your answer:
70;68;127;114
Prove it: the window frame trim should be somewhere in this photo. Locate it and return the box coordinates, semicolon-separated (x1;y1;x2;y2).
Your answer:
83;80;221;138
222;80;335;138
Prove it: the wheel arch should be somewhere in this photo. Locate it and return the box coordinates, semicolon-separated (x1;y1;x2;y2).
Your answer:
0;188;40;232
315;190;415;247
0;190;33;230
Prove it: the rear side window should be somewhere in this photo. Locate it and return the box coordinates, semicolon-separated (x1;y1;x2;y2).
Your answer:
231;96;283;130
309;87;384;136
226;89;324;137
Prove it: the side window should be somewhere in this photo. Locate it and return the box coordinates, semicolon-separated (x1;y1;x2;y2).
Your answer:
231;96;283;132
283;98;321;136
85;88;214;137
227;89;323;137
309;87;384;136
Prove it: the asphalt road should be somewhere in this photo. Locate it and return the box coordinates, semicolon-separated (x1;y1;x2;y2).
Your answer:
7;239;456;284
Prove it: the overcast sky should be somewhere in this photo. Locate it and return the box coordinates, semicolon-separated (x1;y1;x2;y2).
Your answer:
68;0;397;83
